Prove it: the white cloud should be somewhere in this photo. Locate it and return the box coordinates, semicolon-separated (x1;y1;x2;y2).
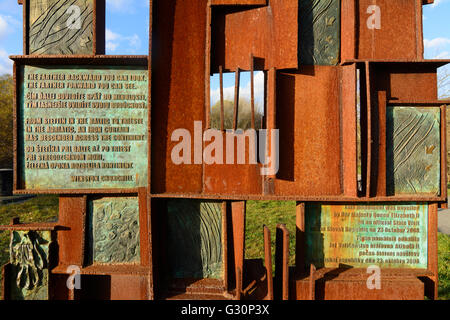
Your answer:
431;0;446;7
105;28;141;53
0;14;20;40
0;48;12;75
211;71;265;113
0;15;7;39
424;37;450;49
434;51;450;59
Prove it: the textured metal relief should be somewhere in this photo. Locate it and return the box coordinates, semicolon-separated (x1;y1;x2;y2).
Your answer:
91;197;140;264
9;231;51;300
299;0;340;65
387;107;441;195
29;0;94;55
167;200;223;279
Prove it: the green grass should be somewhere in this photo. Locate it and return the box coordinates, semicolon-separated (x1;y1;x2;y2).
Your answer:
438;233;450;300
0;195;59;296
245;201;297;272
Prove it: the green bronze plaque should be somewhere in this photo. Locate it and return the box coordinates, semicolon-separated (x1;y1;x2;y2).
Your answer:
387;107;441;196
89;197;140;264
28;0;94;55
305;203;428;269
9;231;51;300
166;200;223;279
19;65;148;190
299;0;340;65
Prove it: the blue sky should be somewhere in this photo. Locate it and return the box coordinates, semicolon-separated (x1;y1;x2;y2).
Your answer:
0;0;449;95
0;0;149;74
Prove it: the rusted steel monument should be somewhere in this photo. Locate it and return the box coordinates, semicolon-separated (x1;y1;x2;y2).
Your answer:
1;0;449;300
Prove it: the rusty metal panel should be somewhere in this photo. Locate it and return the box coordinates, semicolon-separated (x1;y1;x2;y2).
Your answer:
341;64;358;197
340;0;356;61
294;273;425;300
18;64;148;191
274;66;342;196
109;275;148;300
58;196;87;267
299;0;340;65
151;0;207;194
373;63;439;102
219;0;298;71
203;131;262;195
211;0;267;4
357;0;419;60
386;107;441;196
305;203;428;269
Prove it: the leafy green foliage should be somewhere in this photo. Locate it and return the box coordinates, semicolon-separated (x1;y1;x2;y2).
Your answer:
0;74;13;168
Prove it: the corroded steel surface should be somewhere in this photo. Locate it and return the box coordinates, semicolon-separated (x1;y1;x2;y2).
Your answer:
2;0;448;301
219;0;298;70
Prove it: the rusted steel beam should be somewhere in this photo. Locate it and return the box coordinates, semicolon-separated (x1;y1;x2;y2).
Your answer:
150;192;448;203
341;63;358;197
376;91;387;196
341;0;356;61
211;0;267;4
416;0;425;59
263;225;273;300
57;196;87;267
220;65;225;131
274;67;342;197
295;274;425;300
236;267;242;300
151;0;207;194
250;54;255;130
365;61;373;197
295;202;305;274
222;202;229;292
206;2;212;129
218;0;298;70
309;264;316;301
356;0;423;60
275;224;289;300
231;201;245;298
233;68;240;130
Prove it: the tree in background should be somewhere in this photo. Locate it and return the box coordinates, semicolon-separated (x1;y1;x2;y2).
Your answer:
0;74;13;168
210;99;263;130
